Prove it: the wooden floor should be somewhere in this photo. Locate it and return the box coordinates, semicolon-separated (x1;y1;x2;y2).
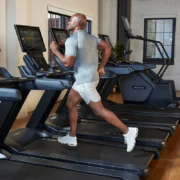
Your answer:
12;92;180;180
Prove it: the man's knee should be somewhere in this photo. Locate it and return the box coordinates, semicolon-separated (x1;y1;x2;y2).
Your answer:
66;100;71;109
92;107;105;117
66;96;80;109
67;89;82;109
66;99;76;109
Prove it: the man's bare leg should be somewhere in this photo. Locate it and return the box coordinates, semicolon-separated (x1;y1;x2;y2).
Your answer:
88;100;128;134
66;88;82;136
88;99;138;152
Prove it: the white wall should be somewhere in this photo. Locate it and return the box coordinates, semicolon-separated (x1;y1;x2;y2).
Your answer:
10;0;98;73
131;0;180;89
98;0;117;46
3;0;99;118
0;0;7;68
4;0;45;118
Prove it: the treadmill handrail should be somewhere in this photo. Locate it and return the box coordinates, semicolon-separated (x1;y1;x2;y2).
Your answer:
0;88;22;101
128;35;170;80
19;65;72;89
105;66;134;75
18;66;36;78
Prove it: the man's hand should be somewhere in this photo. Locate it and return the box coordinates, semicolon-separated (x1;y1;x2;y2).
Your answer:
50;41;58;54
98;67;105;77
58;41;65;46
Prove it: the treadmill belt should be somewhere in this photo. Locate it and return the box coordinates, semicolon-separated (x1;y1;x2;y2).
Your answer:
122;105;180;115
78;105;179;127
80;108;178;128
0;160;133;180
21;138;152;176
74;122;169;148
77;122;168;139
103;100;180;117
115;114;178;125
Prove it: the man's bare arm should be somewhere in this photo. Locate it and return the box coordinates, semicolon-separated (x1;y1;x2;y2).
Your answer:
97;40;111;68
50;41;75;68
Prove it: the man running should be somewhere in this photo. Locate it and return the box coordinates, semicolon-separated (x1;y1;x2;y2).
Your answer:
50;13;138;152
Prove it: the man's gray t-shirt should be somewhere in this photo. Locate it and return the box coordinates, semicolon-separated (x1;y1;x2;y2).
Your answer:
65;30;101;84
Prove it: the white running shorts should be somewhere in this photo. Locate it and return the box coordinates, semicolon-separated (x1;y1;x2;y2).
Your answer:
72;81;101;104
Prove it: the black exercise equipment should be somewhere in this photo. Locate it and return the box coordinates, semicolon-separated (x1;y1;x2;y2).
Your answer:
0;82;140;180
18;63;172;149
4;24;161;178
0;159;141;180
13;25;173;150
116;16;180;108
0;68;153;178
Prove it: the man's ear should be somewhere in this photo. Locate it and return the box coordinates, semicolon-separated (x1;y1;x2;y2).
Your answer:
74;21;80;27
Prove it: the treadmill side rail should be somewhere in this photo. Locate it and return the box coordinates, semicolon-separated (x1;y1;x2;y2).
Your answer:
0;149;11;159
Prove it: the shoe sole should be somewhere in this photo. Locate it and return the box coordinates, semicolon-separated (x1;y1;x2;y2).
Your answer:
57;138;77;147
134;128;138;138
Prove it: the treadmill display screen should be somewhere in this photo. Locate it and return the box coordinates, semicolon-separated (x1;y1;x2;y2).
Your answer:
121;16;131;31
50;28;69;45
121;16;133;37
98;34;113;48
14;25;46;52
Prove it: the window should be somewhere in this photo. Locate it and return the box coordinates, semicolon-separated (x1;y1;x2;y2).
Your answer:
48;11;92;66
143;18;176;65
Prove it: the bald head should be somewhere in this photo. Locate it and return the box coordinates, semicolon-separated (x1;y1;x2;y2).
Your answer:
72;13;87;29
67;13;87;32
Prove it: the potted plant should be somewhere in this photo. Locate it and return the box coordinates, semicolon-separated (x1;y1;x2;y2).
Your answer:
112;40;125;62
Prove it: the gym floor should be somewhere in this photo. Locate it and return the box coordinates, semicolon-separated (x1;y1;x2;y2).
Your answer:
11;92;180;180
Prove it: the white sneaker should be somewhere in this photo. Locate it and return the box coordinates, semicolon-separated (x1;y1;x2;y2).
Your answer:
123;127;138;152
57;133;77;147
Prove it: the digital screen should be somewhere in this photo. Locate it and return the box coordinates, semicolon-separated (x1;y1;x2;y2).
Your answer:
98;34;113;47
104;36;113;47
50;28;69;45
14;25;46;52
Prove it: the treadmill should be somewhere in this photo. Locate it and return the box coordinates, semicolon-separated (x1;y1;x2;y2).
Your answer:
12;25;172;150
17;62;170;149
1;25;158;179
1;68;154;179
99;20;178;109
0;81;140;180
119;16;179;108
17;65;172;150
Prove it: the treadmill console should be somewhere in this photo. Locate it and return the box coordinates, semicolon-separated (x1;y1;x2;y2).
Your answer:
49;28;73;71
98;34;113;48
120;16;134;38
50;28;69;44
14;25;46;52
14;25;49;71
98;34;119;64
50;28;69;54
27;51;49;71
